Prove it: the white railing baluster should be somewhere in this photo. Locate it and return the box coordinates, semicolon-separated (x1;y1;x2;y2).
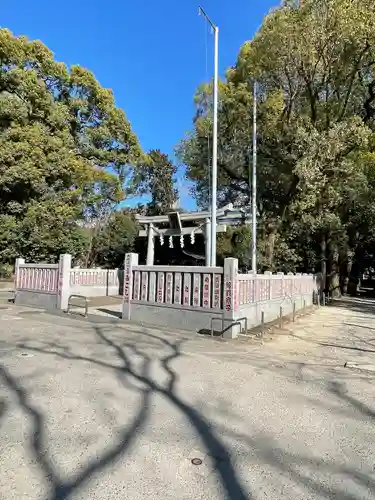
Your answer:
141;271;149;301
165;272;173;304
149;272;156;302
174;272;182;304
202;274;211;308
133;271;141;300
157;272;165;303
183;273;191;306
193;273;201;307
213;274;221;309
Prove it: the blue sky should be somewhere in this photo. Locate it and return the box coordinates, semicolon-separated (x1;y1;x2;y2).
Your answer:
2;0;276;209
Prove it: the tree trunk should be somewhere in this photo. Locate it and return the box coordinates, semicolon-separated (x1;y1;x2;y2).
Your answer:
328;245;341;298
321;234;327;291
339;249;353;295
266;225;278;271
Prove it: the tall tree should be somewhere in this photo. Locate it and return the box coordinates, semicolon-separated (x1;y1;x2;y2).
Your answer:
88;211;137;269
0;29;142;263
136;149;177;215
178;0;375;288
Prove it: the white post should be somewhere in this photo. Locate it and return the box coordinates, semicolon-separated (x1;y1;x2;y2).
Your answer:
15;257;25;289
211;25;219;267
223;257;240;339
57;254;72;310
204;217;211;267
146;223;154;266
251;81;257;273
122;253;138;320
198;7;218;267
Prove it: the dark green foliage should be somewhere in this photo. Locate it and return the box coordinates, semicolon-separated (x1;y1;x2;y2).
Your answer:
178;0;375;291
0;29;142;263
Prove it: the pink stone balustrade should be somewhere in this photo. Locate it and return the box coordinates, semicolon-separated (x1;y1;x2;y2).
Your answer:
17;264;59;294
15;257;124;308
131;265;223;310
237;273;316;306
69;269;123;297
69;269;120;287
14;251;317;339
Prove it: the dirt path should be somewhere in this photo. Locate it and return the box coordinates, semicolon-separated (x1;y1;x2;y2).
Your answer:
257;298;375;370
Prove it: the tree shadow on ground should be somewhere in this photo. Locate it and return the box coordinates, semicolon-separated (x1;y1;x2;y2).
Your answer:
97;308;122;319
350;333;375;350
328;380;375;419
0;326;250;500
2;315;375;500
0;358;152;500
293;371;375;422
219;428;375;500
331;297;375;316
344;323;375;333
289;332;375;354
313;342;375;354
208;366;375;500
211;349;375;424
0;398;7;425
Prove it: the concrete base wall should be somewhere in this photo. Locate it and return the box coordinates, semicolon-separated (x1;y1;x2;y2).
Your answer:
122;293;313;336
69;285;120;298
123;302;222;333
238;293;313;328
15;291;57;310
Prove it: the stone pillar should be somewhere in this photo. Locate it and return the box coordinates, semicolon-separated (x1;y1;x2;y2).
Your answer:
57;254;72;310
223;257;240;339
15;257;25;289
146;224;155;266
122;253;139;320
204;218;211;267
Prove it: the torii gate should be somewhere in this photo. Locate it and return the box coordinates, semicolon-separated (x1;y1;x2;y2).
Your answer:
135;204;250;266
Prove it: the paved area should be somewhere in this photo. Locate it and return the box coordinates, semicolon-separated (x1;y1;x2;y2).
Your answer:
0;298;374;499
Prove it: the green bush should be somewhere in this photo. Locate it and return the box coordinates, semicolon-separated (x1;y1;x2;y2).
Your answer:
0;263;13;279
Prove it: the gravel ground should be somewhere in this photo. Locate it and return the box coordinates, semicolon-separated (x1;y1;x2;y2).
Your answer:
0;298;374;500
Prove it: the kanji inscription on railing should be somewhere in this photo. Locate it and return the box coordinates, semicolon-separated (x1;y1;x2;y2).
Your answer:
193;274;201;307
165;272;173;304
213;274;221;309
183;273;191;306
157;272;165;303
202;274;211;308
174;272;182;304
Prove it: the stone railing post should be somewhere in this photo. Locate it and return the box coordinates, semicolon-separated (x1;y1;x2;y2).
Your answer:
223;257;240;339
57;254;72;310
122;253;138;320
146;224;155;266
15;257;25;289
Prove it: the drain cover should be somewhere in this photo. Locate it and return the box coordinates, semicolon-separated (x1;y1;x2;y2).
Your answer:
191;458;203;466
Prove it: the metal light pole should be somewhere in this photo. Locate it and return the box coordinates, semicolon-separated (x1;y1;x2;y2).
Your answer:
251;81;257;273
199;6;218;267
